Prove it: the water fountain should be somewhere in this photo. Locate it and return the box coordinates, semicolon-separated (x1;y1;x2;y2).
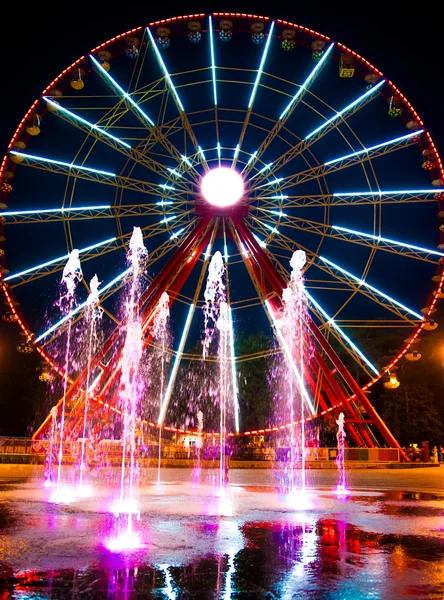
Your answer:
1;237;433;599
44;406;58;487
49;249;82;502
202;252;233;505
192;409;204;486
217;301;231;492
335;412;348;496
274;250;311;500
78;274;102;493
151;291;170;485
107;227;147;550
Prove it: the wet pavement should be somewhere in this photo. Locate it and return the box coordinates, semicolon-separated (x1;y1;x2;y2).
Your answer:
0;468;443;598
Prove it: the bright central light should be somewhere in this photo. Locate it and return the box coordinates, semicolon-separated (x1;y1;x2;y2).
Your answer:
201;167;244;207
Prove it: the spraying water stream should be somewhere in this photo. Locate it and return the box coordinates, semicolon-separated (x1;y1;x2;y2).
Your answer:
51;250;82;501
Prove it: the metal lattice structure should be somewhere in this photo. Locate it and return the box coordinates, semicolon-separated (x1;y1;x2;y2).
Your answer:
1;13;444;460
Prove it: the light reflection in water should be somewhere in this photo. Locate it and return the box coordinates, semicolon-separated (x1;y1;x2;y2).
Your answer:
2;492;444;598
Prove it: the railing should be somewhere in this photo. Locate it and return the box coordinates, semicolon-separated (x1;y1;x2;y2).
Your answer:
0;437;400;464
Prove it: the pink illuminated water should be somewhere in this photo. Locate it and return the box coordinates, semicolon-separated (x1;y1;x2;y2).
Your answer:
202;252;233;497
217;301;231;492
119;227;147;504
192;409;204;486
274;250;312;498
44;406;58;487
79;274;102;489
105;508;145;552
151;292;170;485
54;249;82;498
106;227;147;548
336;412;349;496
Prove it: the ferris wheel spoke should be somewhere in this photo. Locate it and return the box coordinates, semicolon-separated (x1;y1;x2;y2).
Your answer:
255;246;380;377
324;319;419;328
146;26;209;174
251;188;440;209
8;153;193;197
248;221;295;256
9;151;116;179
118;174;192;196
242;42;334;176
41;99;197;188
304;289;380;377
232;21;275;170
251;127;422;193
318;256;424;322
252;210;442;265
0;202;189;225
250;79;385;186
136;112;203;185
207;16;221;157
331;225;444;263
323;130;424;166
251;212;328;239
90;54;201;183
43;98;132;149
1;204;112;224
248;218;419;324
7;236;117;287
40;225;195;349
329;189;441;206
89;53;162;132
10;211;193;289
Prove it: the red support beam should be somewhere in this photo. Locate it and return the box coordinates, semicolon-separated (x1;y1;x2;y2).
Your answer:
311;347;373;448
234;216;408;461
241;237;368;447
96;222;213;410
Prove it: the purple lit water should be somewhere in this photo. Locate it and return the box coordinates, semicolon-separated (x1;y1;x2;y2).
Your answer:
192;409;204;486
202;252;233;501
273;250;312;499
78;274;102;491
336;411;349;496
53;249;82;499
0;469;443;598
150;291;170;485
108;226;147;549
43;406;58;488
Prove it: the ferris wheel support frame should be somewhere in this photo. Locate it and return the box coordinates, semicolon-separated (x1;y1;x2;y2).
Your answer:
233;215;409;461
229;217;369;448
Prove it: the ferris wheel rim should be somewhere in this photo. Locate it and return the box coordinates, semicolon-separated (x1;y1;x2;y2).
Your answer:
1;11;443;406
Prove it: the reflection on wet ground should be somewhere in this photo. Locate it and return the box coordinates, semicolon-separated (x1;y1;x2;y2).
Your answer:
0;471;443;598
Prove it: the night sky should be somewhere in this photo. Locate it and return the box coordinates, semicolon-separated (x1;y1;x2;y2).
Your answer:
0;2;443;434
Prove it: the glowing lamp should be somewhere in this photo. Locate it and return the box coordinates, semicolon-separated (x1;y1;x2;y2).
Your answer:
201;168;244;208
384;368;400;389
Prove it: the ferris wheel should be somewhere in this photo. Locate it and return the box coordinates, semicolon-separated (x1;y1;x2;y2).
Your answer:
1;12;443;452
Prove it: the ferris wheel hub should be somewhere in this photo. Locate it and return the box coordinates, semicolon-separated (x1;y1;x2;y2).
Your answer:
201;167;244;208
